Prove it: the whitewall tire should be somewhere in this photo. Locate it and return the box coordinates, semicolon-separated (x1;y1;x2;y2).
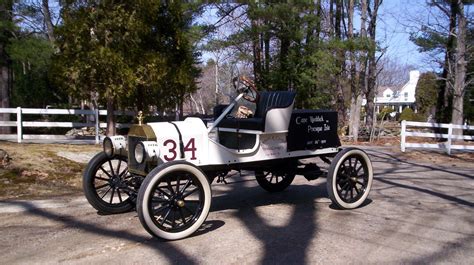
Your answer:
327;148;373;209
137;161;211;240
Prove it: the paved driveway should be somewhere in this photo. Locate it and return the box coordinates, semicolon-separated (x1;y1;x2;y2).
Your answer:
0;148;473;264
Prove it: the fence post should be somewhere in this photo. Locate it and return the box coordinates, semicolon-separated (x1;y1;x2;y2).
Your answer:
95;109;99;144
16;107;22;143
447;123;453;155
401;120;406;152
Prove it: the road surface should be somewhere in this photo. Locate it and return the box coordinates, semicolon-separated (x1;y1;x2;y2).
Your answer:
0;148;473;264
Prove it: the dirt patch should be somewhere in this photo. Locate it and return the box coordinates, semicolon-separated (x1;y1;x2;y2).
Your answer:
343;137;474;167
397;149;474;166
0;141;100;200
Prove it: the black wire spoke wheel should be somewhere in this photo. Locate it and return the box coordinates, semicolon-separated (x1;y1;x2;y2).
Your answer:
149;172;204;233
327;148;373;209
255;169;296;192
83;152;135;214
336;156;368;202
137;161;211;240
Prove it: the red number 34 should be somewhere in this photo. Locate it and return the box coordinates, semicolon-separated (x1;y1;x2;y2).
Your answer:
163;138;197;161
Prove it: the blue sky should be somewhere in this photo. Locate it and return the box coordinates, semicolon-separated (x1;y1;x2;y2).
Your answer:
376;0;429;71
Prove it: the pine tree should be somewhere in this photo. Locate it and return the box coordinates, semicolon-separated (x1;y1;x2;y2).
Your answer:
52;1;200;135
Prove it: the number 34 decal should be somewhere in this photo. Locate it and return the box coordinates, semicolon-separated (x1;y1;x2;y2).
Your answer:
163;138;197;161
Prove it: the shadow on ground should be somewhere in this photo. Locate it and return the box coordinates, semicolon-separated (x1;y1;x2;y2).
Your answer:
3;148;473;264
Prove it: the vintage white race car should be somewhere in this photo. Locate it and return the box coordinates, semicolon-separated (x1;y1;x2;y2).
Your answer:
83;78;373;240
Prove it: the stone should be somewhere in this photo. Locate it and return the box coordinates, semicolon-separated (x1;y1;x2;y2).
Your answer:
0;149;11;168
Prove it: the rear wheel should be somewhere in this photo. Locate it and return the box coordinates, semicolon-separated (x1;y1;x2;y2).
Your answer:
255;165;296;192
327;148;373;209
137;161;212;240
83;152;135;214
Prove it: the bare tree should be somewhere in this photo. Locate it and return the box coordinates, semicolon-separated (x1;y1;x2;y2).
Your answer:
187;60;230;116
376;57;414;87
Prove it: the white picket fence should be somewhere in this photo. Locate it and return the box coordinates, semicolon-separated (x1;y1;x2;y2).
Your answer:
0;107;135;144
401;120;474;155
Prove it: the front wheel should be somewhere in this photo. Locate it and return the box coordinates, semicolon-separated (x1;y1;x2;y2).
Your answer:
83;152;135;214
137;161;212;240
327;148;373;209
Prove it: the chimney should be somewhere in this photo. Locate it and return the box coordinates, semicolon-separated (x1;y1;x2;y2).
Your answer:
409;70;420;83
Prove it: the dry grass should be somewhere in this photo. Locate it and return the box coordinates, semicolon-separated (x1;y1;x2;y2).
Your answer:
0;141;100;200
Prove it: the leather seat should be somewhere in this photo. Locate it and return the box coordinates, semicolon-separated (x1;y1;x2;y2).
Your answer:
217;91;296;131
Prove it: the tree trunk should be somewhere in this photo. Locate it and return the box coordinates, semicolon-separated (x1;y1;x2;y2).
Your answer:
178;92;184;120
360;0;367;37
264;29;270;89
0;57;10;134
106;97;116;136
198;92;205;114
329;0;334;36
0;0;12;134
436;0;457;123
189;93;200;114
42;0;55;43
315;0;321;38
365;0;382;135
366;52;377;132
279;36;290;89
334;0;346;129
251;17;263;89
347;0;361;141
354;95;363;141
356;0;368;140
451;0;466;135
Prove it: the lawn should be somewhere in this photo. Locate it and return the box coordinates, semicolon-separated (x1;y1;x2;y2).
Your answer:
0;141;100;200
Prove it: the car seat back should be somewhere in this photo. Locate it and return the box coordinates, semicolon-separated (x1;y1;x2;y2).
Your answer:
255;91;296;118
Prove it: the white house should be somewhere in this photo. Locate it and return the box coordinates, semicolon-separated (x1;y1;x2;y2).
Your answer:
375;70;420;113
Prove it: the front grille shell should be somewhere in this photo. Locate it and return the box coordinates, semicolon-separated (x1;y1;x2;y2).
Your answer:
127;124;157;176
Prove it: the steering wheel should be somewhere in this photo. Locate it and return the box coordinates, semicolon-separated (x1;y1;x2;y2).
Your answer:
232;76;259;103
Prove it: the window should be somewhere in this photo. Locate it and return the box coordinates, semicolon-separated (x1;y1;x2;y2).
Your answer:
386;94;391;97
404;92;408;97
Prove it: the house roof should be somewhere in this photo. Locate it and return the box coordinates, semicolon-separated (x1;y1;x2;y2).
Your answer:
376;85;403;97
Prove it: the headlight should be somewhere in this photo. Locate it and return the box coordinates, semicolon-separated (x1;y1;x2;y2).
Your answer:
103;137;114;157
135;142;145;164
103;136;127;157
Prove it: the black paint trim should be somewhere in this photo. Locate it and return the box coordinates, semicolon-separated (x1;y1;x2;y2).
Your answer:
168;122;185;159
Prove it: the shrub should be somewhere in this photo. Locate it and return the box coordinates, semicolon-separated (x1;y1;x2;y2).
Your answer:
399;107;424;122
377;107;394;120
